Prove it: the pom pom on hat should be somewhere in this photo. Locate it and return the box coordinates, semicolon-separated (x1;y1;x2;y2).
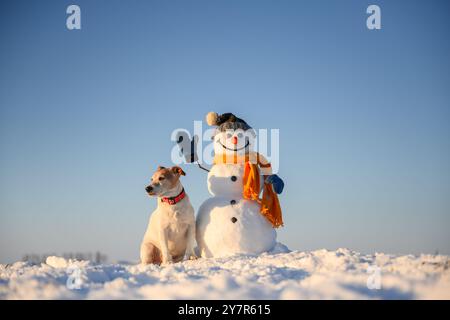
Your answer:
206;112;219;126
206;112;252;131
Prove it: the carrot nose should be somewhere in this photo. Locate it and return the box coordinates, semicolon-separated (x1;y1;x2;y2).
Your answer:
232;136;238;145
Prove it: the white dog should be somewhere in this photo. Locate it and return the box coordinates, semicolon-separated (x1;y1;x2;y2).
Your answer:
140;166;197;265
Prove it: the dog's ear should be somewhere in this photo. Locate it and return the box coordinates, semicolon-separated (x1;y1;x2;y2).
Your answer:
157;166;166;171
171;166;186;176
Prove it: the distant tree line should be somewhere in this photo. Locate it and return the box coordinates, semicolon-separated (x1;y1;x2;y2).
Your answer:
22;251;108;264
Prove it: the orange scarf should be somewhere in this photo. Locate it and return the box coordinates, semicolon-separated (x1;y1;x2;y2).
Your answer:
214;152;283;228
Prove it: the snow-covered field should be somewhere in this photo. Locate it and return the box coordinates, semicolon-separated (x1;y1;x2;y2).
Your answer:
1;247;449;299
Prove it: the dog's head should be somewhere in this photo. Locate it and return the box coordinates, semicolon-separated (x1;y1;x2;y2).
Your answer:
145;166;186;197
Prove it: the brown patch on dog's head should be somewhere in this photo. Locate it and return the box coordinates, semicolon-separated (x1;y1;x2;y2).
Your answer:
171;166;186;177
165;166;185;188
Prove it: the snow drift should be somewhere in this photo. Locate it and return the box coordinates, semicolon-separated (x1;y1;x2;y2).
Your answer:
1;248;449;299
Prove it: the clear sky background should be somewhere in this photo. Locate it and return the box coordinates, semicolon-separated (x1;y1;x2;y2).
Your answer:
1;0;449;263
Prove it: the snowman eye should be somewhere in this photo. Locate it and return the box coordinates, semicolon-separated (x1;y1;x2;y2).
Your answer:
226;133;232;138
237;132;243;138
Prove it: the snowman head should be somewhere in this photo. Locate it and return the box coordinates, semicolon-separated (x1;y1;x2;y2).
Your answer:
206;112;256;156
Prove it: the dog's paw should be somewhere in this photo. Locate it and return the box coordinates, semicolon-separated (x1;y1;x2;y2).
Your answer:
161;258;173;266
183;254;198;261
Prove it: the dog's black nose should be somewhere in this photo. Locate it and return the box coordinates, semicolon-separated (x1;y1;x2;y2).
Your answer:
145;186;153;193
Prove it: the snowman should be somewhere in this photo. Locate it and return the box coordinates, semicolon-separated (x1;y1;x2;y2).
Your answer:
178;112;285;258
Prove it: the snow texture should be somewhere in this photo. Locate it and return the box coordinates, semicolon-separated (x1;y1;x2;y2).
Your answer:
1;247;449;299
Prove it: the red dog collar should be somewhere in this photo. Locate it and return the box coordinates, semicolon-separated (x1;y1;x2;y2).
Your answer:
160;188;186;205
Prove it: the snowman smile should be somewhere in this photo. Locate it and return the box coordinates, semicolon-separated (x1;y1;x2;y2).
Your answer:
218;140;250;151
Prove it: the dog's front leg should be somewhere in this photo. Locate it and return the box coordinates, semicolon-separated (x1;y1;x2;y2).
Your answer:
159;226;173;265
183;223;197;261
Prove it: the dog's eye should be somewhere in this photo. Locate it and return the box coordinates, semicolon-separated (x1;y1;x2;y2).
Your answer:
158;177;165;181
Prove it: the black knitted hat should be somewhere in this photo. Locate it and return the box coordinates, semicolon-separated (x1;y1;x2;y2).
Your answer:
206;112;252;132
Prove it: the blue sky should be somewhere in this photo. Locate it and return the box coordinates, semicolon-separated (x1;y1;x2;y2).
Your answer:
1;0;449;263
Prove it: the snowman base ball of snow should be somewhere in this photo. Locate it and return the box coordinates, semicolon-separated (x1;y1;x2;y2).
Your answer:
197;198;276;257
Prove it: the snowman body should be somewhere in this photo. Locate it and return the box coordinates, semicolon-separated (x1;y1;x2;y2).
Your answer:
196;162;276;258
